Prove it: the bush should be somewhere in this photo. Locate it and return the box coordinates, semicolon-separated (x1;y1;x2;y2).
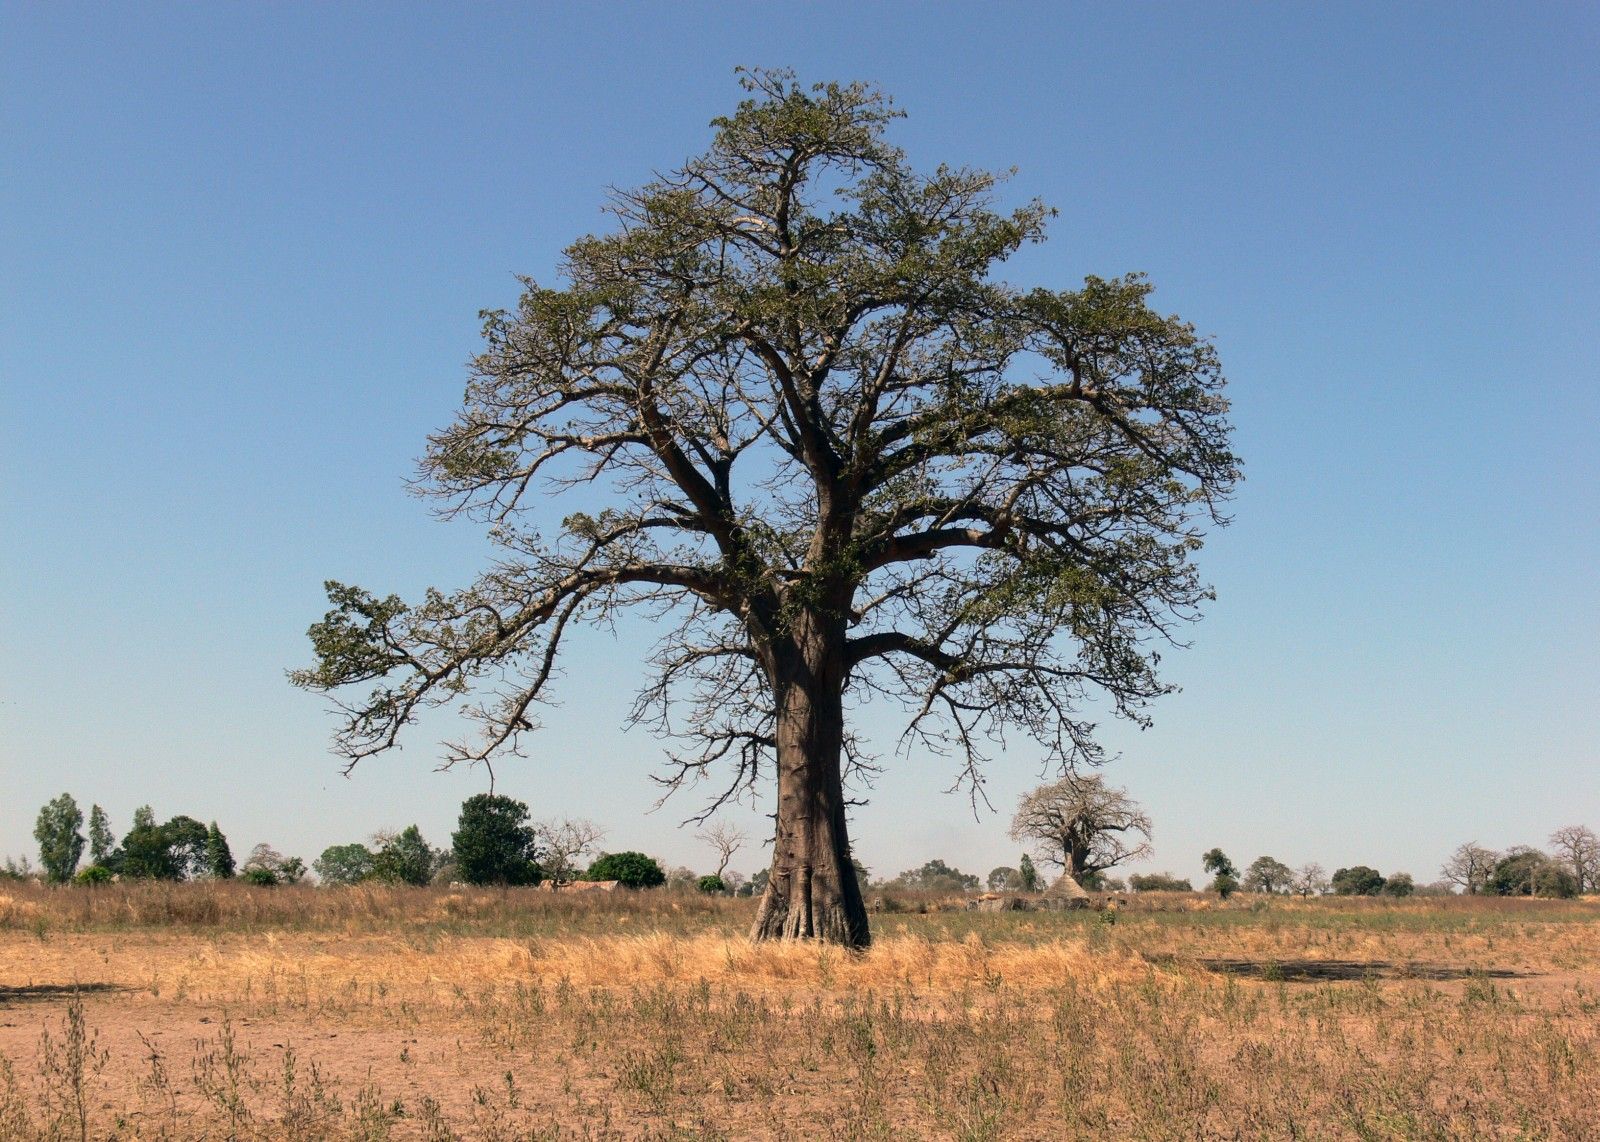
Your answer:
1129;872;1193;892
1487;850;1545;897
1331;866;1386;896
1532;862;1579;899
73;865;113;885
696;874;726;894
585;851;666;888
241;867;279;886
1381;872;1416;897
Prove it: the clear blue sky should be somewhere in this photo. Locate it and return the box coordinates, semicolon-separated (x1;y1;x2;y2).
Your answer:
3;2;1596;886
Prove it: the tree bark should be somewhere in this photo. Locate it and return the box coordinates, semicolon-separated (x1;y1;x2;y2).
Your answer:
751;619;870;947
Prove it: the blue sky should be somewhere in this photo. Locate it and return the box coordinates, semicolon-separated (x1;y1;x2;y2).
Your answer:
3;2;1596;886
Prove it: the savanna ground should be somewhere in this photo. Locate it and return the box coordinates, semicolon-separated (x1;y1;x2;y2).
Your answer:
1;884;1597;1140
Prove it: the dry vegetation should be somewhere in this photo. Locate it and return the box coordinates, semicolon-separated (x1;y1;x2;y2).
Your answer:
2;883;1598;1140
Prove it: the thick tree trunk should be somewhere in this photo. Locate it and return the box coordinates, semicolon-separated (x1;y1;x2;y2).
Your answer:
751;624;870;948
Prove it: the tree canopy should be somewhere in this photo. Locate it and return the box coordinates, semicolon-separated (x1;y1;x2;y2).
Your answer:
293;70;1237;946
1008;774;1153;881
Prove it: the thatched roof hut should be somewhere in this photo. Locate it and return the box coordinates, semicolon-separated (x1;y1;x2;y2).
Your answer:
1041;873;1091;909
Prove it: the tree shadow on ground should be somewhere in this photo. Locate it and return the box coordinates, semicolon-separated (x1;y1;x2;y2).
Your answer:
1189;959;1528;982
0;983;127;1006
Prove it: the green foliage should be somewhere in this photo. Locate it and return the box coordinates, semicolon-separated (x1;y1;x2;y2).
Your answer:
116;806;179;880
451;795;541;886
242;844;306;885
696;875;726;894
1129;872;1194;892
33;794;85;884
1331;866;1387;896
1018;854;1041;892
1209;873;1240;899
163;816;210;879
1242;855;1295;894
585;852;665;889
73;865;113;886
1487;850;1545;897
314;843;375;886
87;806;114;867
371;826;439;886
205;822;235;879
1201;849;1236;878
1381;872;1416;897
1532;862;1579;899
291;72;1239;951
987;866;1021;892
891;859;981;893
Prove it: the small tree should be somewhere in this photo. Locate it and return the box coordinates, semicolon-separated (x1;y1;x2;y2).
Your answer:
372;826;438;886
33;794;85;884
987;866;1021;891
452;794;541;886
534;818;606;885
314;843;375;886
891;859;980;893
164;816;210;880
1294;863;1329;897
1242;855;1294;894
1010;775;1153;884
204;822;235;879
1548;826;1599;895
117;806;179;880
1531;861;1579;899
697;874;726;894
1381;871;1415;897
697;820;749;885
586;851;665;888
1330;866;1385;896
88;805;114;867
1202;848;1238;897
242;843;306;885
1440;842;1498;895
1018;854;1041;892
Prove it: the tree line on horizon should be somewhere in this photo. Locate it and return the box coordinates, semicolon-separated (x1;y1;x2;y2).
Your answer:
13;781;1597;902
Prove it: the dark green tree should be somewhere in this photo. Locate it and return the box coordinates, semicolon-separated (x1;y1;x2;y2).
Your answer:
293;71;1237;947
371;826;438;886
117;806;179;880
164;816;210;880
585;851;666;888
1330;865;1386;896
313;843;375;886
34;793;85;884
205;822;235;879
1018;854;1041;892
1487;848;1547;897
1202;848;1239;898
1242;855;1295;894
88;805;114;867
1380;871;1416;897
451;794;542;886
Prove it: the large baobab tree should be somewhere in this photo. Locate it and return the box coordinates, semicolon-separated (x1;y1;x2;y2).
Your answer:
1009;775;1154;884
292;70;1238;947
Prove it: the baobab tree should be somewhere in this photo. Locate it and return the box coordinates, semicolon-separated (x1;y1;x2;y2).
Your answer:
1009;775;1154;884
293;70;1237;946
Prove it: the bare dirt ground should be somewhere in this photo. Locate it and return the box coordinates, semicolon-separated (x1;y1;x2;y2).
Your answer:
3;889;1598;1139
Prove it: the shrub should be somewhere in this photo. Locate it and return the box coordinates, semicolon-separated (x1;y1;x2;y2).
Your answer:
696;875;726;894
73;865;113;885
1532;862;1579;899
1331;866;1386;896
241;867;279;886
585;851;665;888
1129;872;1193;892
1381;872;1416;897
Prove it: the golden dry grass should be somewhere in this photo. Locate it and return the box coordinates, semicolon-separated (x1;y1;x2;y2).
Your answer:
2;883;1598;1139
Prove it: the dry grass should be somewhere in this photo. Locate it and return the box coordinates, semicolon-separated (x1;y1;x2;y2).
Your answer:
2;883;1598;1139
